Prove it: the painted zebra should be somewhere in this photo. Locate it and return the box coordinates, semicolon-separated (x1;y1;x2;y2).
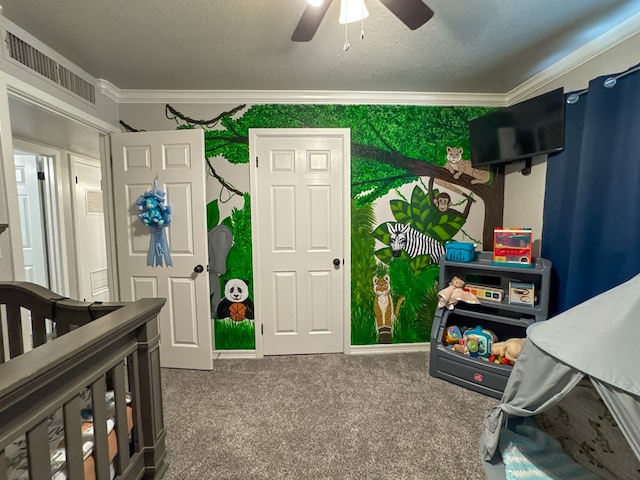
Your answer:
386;222;446;264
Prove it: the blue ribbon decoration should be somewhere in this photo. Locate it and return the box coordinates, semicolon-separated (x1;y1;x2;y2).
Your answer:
135;180;173;267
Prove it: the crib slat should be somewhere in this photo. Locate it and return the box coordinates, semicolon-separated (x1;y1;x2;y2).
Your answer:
31;311;48;347
0;308;5;364
0;450;8;480
26;419;51;480
127;352;143;452
91;377;111;480
6;303;23;358
55;320;71;336
63;396;84;480
112;361;131;474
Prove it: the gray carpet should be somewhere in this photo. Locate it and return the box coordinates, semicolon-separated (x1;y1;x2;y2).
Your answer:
160;352;497;480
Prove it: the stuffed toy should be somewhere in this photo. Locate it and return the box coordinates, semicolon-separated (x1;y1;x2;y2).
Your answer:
437;276;480;310
135;181;172;267
491;337;526;363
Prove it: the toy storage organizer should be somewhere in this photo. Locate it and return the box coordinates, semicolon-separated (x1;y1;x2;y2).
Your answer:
429;252;552;398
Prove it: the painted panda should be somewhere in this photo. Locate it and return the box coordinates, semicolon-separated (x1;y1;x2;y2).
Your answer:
216;278;255;322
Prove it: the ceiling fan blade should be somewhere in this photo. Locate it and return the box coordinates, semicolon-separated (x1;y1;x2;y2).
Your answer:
291;0;334;42
378;0;434;30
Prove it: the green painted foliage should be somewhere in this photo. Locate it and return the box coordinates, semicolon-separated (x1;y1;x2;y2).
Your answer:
170;103;497;347
389;199;412;224
373;182;470;268
220;194;253;288
373;247;394;265
414;281;441;341
350;201;378;344
214;319;256;350
410;187;431;230
214;194;255;350
387;259;440;343
409;254;434;275
199;104;494;200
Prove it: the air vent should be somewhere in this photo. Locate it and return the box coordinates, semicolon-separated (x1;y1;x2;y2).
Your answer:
5;31;96;104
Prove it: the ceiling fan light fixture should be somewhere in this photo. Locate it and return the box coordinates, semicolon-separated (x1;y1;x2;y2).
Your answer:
339;0;369;24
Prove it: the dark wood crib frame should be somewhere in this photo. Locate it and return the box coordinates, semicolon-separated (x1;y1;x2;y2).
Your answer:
0;281;167;480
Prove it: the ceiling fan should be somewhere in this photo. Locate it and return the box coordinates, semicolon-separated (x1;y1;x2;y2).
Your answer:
291;0;434;42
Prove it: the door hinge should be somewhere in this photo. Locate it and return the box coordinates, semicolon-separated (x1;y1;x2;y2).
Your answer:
75;176;79;184
37;171;46;181
256;156;259;168
261;324;264;335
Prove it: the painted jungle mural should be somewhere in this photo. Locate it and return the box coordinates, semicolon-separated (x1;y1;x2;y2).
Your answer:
124;103;501;349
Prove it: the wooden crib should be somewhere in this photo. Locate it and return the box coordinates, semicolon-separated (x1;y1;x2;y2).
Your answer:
0;281;167;480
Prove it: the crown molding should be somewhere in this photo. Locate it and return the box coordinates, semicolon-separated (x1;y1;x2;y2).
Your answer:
506;11;640;104
100;82;505;107
99;11;640;108
98;79;120;103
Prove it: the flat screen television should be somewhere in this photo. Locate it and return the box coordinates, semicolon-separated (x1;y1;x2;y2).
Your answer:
468;88;565;168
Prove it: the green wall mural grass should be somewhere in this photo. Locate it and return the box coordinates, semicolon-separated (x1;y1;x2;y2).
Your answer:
164;103;500;349
209;194;256;350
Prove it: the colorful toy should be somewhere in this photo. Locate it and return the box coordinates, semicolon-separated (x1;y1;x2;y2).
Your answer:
492;228;533;267
491;337;526;363
451;340;468;355
463;325;493;358
464;283;504;303
509;281;536;306
437;276;481;310
488;354;514;366
482;328;498;344
466;336;480;357
443;325;462;345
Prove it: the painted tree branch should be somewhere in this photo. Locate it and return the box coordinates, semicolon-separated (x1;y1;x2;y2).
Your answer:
352;144;504;248
205;158;243;197
119;120;145;132
165;104;247;128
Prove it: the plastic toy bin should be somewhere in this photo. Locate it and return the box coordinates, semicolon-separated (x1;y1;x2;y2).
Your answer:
445;242;476;263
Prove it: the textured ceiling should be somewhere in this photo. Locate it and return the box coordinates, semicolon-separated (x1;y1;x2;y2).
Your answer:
1;0;640;94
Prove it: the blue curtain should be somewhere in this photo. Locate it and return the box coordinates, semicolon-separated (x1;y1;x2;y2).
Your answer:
542;65;640;315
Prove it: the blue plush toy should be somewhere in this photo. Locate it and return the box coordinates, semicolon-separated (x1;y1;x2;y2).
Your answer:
136;181;172;267
140;196;168;226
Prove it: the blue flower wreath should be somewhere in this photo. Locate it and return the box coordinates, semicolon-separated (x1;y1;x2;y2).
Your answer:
136;180;172;267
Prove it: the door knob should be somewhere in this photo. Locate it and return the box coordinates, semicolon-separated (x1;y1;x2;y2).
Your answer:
333;258;341;270
194;264;204;273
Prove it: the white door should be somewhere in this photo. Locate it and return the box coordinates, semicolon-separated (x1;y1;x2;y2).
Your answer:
111;130;212;370
72;155;109;301
14;154;49;287
250;129;350;356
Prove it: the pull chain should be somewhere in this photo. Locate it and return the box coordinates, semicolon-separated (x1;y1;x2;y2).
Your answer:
343;0;350;51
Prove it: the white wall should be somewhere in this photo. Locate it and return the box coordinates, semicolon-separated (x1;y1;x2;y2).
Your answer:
503;31;640;256
0;82;17;280
0;81;119;282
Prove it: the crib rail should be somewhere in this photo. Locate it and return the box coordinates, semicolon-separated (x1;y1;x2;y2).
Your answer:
0;281;122;362
0;282;167;480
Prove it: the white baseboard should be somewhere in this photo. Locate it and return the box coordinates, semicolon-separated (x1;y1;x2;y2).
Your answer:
349;343;430;355
212;343;430;359
213;350;258;360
